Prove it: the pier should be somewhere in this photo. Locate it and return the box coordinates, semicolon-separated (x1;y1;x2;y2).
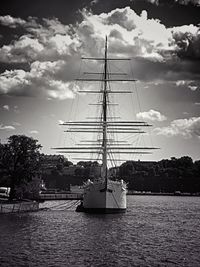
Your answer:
39;192;83;201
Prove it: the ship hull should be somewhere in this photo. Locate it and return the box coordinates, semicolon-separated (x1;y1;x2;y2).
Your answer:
82;208;126;214
82;179;127;213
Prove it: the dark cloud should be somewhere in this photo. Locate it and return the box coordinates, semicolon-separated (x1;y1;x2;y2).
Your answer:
0;7;199;99
131;56;200;83
146;0;200;6
173;29;200;60
175;0;200;6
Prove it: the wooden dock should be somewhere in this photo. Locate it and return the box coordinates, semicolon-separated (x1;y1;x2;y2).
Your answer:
0;201;39;213
39;192;83;201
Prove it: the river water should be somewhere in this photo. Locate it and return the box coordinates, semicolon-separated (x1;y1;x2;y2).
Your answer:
0;196;200;267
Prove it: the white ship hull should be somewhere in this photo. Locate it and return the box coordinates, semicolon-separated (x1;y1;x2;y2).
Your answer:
82;179;127;213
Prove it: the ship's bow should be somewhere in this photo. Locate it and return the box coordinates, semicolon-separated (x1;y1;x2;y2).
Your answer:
82;179;127;213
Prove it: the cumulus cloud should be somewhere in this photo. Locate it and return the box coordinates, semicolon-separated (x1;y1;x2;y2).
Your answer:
0;124;15;131
12;122;21;126
0;10;199;63
0;17;78;63
0;8;199;99
0;15;26;28
2;105;20;113
0;60;79;99
154;117;200;138
29;130;39;134
188;85;198;91
171;24;200;60
176;80;186;86
78;7;175;60
0;8;177;63
3;105;9;111
175;80;199;91
136;109;167;121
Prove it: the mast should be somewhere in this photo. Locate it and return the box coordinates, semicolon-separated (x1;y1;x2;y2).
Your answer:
102;36;108;184
52;37;159;170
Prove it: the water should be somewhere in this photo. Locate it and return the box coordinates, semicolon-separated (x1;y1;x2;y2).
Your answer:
0;196;200;267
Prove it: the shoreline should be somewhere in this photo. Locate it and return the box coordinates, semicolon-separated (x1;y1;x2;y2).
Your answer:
0;199;39;213
127;191;200;196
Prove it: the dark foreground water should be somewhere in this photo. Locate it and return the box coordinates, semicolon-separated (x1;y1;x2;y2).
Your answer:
0;196;200;267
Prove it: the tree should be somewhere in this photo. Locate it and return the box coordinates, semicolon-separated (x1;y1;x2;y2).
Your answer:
0;135;42;200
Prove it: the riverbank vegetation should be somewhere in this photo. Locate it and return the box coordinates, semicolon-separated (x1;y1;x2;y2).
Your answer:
0;135;41;200
41;156;200;194
119;157;200;194
0;135;200;197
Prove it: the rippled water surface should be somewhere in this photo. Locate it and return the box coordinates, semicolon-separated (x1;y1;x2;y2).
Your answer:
0;196;200;267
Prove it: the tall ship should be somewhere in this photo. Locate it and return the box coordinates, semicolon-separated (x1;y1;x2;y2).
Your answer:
53;37;158;213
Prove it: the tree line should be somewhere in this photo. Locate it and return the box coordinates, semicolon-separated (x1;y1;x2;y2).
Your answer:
0;135;200;200
0;135;41;199
119;157;200;193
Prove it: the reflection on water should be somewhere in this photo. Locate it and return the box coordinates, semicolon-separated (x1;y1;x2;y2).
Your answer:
0;196;200;267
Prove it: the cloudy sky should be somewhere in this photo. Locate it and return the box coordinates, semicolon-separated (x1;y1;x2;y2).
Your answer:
0;0;200;162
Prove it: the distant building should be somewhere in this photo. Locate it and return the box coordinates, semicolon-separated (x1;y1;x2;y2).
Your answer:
40;154;68;170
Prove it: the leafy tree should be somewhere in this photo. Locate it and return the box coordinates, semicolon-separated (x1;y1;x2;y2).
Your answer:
0;135;42;199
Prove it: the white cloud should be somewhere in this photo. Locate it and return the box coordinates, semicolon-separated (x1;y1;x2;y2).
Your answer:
78;7;174;60
3;105;9;111
58;120;64;124
0;60;79;99
29;130;39;134
154;117;200;138
146;0;159;4
136;109;167;121
188;85;198;91
0;15;26;28
0;10;199;64
2;105;20;113
0;124;15;131
42;18;70;35
175;80;199;91
0;18;78;63
0;9;199;98
48;34;74;56
14;106;20;113
176;80;186;86
30;60;66;78
12;122;21;126
0;9;173;64
0;36;44;63
47;80;77;100
0;69;30;95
